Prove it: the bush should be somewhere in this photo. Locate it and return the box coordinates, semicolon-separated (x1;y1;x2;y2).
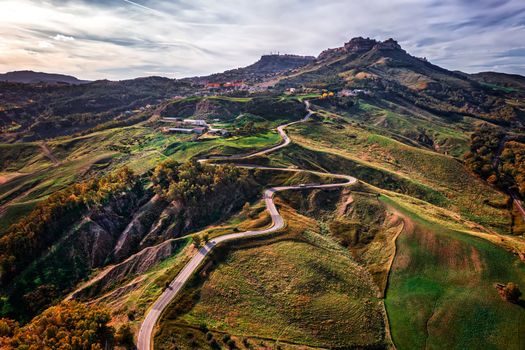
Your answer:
127;310;135;321
227;338;237;349
209;339;221;350
192;235;202;248
115;324;134;348
0;318;17;337
503;282;522;303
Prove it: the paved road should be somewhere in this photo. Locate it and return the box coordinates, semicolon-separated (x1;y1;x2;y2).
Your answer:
137;100;357;350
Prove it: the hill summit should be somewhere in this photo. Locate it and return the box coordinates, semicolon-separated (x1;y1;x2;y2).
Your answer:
188;54;314;84
0;70;89;85
318;37;404;60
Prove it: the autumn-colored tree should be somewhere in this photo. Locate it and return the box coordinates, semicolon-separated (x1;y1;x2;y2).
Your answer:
0;302;113;349
0;318;18;337
487;174;498;184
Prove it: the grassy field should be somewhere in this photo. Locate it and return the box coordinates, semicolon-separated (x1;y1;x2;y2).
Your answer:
156;200;388;349
0;121;285;232
272;112;510;232
354;100;470;157
383;195;525;350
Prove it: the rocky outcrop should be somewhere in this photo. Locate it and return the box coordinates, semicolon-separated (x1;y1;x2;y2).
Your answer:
317;37;404;61
374;38;403;51
111;194;168;262
344;37;377;52
62;191;148;268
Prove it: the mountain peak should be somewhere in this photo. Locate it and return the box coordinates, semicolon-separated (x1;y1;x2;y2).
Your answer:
376;38;403;51
343;37;378;52
318;37;404;60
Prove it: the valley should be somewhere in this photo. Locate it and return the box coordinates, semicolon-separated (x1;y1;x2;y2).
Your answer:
0;37;524;350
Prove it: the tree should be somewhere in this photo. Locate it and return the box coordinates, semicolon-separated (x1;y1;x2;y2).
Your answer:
115;324;135;348
503;282;522;303
487;174;498;185
192;235;202;248
227;338;237;349
0;302;113;349
242;202;251;218
0;318;17;337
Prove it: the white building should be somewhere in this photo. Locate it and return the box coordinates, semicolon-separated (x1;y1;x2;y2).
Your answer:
183;119;207;126
167;128;194;134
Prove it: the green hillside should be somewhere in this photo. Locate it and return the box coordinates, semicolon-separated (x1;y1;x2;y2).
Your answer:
0;37;524;350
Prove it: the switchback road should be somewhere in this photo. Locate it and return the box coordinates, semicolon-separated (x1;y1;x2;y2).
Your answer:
137;100;357;350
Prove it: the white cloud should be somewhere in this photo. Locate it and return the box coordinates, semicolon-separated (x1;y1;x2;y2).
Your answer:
51;34;75;41
38;40;54;49
0;0;523;80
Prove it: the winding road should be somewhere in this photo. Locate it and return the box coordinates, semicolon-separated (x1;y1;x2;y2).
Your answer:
137;100;358;350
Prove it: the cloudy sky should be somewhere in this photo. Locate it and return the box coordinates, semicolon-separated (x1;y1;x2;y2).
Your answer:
0;0;524;80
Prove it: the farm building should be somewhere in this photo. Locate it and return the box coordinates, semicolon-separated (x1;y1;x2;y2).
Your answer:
166;128;193;134
183;119;207;126
162;117;183;122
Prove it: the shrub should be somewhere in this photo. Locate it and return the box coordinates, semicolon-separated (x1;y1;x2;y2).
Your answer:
227;338;237;349
115;324;135;348
192;235;202;248
209;339;220;350
127;310;135;321
503;282;522;303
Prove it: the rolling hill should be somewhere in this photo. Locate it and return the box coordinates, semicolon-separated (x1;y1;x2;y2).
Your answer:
0;70;90;85
0;37;524;350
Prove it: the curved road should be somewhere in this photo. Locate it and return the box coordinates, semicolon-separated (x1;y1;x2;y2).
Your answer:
137;100;358;350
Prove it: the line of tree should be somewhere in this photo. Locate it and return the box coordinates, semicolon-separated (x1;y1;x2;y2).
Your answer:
151;159;258;230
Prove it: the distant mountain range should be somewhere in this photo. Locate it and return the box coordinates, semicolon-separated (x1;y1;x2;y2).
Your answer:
0;70;90;85
1;37;524;143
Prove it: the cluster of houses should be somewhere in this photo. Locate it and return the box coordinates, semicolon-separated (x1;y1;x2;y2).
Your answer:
205;81;247;90
161;117;230;137
285;87;371;97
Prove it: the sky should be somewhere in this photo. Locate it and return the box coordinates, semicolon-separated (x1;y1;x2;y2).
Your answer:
0;0;524;80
